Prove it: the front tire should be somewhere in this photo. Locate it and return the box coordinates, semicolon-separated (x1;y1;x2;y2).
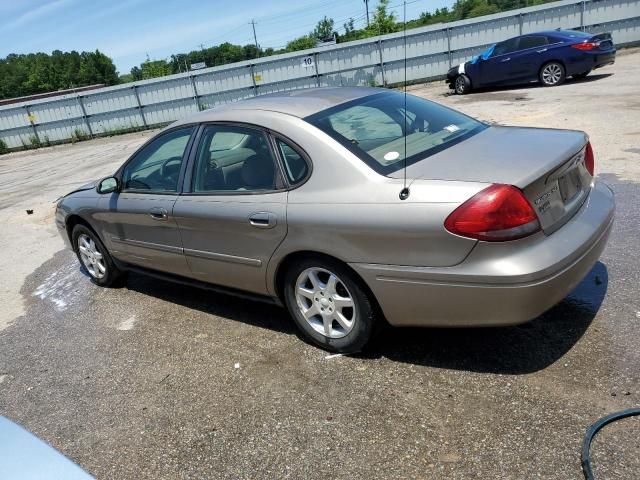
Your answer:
283;257;377;353
454;74;472;95
72;224;123;287
540;61;565;87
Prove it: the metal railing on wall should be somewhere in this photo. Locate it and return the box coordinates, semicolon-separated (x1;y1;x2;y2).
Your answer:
0;0;638;151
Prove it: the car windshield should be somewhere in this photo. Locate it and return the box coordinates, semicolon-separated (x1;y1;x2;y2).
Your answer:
305;91;486;175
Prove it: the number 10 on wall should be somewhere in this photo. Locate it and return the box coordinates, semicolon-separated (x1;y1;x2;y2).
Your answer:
301;56;315;69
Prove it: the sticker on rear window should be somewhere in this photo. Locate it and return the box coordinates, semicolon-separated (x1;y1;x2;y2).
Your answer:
384;151;400;162
444;124;460;133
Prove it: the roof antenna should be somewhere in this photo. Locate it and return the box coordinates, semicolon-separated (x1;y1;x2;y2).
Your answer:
399;0;410;201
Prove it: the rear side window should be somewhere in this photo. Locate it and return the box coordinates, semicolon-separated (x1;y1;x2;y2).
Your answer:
519;35;548;49
275;139;309;185
192;125;278;192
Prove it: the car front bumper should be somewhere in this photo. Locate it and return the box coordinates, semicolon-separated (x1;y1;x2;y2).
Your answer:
350;181;615;327
55;205;73;250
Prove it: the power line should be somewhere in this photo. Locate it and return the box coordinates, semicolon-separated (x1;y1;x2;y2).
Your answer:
256;0;347;25
192;0;427;53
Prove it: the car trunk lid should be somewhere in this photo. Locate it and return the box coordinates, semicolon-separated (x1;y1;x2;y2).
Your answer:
589;32;614;50
389;125;591;234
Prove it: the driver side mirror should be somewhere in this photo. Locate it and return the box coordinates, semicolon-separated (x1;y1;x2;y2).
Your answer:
97;176;119;194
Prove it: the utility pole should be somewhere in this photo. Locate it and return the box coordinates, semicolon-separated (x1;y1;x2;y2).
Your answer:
364;0;370;27
250;19;260;57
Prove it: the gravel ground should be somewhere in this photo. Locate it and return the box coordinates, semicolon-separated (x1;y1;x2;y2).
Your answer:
0;50;639;479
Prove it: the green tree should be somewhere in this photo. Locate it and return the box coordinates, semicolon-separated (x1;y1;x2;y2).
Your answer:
140;58;172;79
130;66;143;81
313;16;335;41
368;0;397;35
0;49;118;99
286;35;317;52
467;1;501;17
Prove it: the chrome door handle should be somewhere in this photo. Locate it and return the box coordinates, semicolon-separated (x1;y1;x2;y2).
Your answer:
149;207;168;221
500;57;511;62
536;48;548;53
249;212;276;229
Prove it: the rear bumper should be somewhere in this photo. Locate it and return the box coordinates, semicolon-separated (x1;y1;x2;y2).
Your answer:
569;49;616;74
350;181;615;327
592;50;616;69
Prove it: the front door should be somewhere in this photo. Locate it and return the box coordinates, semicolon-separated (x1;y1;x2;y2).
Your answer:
98;126;195;276
478;37;521;86
173;124;289;295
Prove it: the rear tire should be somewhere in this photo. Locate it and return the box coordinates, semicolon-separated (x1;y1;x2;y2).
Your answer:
539;61;565;87
283;257;377;353
573;70;591;80
72;224;124;287
454;74;472;95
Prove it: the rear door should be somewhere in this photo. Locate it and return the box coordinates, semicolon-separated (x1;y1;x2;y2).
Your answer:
173;124;290;295
516;35;551;80
98;126;195;276
478;37;521;86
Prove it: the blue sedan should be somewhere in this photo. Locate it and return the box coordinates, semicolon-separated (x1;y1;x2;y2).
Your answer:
447;29;616;94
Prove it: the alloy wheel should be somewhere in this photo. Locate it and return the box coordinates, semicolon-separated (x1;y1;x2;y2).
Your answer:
542;63;562;85
78;234;106;279
455;76;466;94
294;267;356;339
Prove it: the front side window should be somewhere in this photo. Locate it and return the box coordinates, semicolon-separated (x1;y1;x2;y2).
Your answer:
192;125;278;192
305;91;486;175
122;127;194;192
492;37;520;56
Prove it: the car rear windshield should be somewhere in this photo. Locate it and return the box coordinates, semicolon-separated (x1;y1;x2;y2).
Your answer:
304;91;487;175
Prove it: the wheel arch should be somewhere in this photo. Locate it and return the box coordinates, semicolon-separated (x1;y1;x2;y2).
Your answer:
65;214;100;250
539;59;566;75
455;73;473;93
272;250;382;315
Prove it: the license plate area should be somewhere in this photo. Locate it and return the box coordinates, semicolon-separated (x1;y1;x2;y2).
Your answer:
558;168;582;203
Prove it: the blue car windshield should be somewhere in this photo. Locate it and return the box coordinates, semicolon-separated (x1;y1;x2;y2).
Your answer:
305;91;487;175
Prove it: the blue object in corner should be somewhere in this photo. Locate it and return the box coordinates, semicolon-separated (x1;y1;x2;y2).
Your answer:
0;416;94;480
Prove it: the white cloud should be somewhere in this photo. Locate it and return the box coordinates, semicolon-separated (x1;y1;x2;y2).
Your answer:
5;0;78;30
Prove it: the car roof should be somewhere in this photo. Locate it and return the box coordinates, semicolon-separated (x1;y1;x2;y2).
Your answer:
173;87;382;125
519;29;592;39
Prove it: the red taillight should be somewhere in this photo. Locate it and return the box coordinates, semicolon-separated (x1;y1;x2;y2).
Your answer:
584;141;595;176
571;42;597;50
444;184;540;242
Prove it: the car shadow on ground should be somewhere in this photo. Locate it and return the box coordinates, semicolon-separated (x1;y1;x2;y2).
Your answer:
123;271;297;335
120;259;607;375
442;73;613;98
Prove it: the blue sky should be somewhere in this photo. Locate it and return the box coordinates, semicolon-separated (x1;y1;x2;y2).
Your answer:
0;0;453;74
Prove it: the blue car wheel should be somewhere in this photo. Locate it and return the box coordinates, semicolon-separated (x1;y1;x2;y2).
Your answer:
540;61;566;87
454;74;472;95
